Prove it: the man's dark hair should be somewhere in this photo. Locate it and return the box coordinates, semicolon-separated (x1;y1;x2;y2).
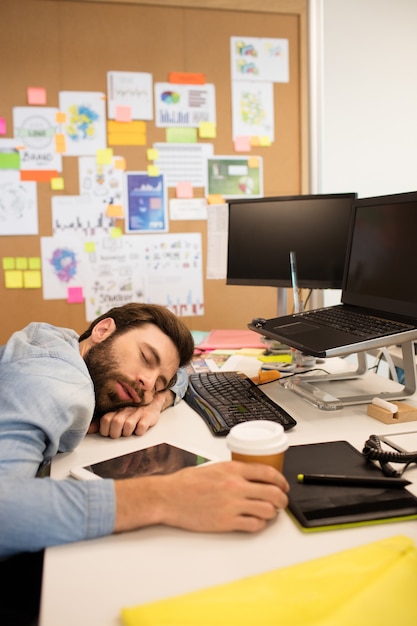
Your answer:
78;303;194;367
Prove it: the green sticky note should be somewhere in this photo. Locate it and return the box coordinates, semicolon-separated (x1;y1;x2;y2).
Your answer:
28;257;41;270
0;150;20;169
166;127;197;143
2;257;15;270
15;257;28;270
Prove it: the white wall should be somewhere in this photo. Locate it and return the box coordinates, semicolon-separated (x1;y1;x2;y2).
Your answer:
310;0;417;199
309;0;417;307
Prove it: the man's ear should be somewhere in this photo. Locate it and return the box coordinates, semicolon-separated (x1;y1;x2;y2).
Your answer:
90;317;117;344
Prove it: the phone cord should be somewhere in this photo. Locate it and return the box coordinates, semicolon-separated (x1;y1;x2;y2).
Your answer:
362;434;417;477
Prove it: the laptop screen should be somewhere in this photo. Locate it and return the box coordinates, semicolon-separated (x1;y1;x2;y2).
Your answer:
342;191;417;319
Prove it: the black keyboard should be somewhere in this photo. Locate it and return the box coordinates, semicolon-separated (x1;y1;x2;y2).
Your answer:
303;306;413;339
184;371;296;436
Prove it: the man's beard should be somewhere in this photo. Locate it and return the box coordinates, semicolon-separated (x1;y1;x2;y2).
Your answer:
84;334;146;422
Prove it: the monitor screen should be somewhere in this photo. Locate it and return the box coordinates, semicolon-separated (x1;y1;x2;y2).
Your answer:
226;193;357;289
342;191;417;317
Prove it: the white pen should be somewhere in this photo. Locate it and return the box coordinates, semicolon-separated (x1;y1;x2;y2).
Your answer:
372;397;397;413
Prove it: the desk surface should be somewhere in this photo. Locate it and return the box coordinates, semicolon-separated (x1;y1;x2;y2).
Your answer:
39;356;417;626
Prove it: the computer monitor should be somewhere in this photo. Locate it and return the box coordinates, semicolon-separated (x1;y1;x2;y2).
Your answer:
226;193;357;290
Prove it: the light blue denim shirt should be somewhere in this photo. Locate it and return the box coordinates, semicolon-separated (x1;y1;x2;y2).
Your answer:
0;322;189;558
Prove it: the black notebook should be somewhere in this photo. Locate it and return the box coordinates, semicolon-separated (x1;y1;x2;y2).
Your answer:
284;440;417;531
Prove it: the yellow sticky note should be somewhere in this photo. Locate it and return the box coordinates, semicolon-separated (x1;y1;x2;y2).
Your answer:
207;194;225;205
55;111;66;124
2;257;15;270
106;204;124;218
146;148;159;161
110;226;122;238
259;135;271;146
23;270;42;288
199;122;216;139
107;121;146;133
107;121;146;146
258;354;293;363
114;157;126;170
248;157;260;168
108;132;146;146
28;257;41;270
5;270;23;288
147;164;159;177
15;257;28;270
84;241;96;253
50;177;64;190
250;136;261;146
96;148;113;165
55;134;66;153
235;348;265;356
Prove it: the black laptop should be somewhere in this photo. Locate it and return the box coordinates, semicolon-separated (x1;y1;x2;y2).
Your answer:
248;190;417;358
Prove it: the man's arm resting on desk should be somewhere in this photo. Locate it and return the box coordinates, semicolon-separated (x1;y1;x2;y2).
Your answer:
114;461;289;534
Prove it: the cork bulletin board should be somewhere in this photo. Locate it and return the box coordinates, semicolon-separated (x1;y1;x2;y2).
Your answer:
0;0;308;344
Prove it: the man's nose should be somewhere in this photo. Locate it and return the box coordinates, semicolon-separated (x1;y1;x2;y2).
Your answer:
138;370;158;390
137;372;158;403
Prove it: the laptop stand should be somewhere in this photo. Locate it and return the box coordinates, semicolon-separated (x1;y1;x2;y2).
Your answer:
282;341;417;410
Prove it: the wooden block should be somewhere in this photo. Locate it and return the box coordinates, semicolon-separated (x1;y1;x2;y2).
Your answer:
367;401;417;424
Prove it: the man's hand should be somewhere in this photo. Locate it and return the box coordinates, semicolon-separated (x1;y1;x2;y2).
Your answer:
114;461;290;534
93;389;176;438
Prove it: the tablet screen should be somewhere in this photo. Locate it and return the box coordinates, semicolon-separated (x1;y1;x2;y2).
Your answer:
76;443;210;480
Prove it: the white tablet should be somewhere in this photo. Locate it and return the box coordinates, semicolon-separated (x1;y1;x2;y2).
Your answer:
379;430;417;455
70;442;213;481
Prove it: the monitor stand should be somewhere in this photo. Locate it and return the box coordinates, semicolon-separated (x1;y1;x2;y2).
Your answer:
282;341;417;410
276;287;288;317
276;287;324;317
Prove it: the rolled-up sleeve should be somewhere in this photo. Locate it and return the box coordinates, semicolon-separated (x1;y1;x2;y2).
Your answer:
169;366;189;404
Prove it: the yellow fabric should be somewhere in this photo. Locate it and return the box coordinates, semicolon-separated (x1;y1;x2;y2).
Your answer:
121;535;417;626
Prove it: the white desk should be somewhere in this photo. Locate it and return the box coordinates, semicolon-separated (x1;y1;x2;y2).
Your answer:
39;357;417;626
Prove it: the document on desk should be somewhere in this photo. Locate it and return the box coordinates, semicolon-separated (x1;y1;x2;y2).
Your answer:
121;535;417;626
284;440;417;530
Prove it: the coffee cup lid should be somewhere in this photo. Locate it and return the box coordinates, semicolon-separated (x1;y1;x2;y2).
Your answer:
226;420;288;456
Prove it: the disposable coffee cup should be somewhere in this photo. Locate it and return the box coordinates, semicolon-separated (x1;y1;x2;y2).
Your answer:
226;420;288;472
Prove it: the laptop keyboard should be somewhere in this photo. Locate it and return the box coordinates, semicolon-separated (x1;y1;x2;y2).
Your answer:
303;307;414;339
184;371;297;436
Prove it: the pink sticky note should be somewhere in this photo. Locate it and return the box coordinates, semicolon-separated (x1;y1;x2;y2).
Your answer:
27;87;47;105
0;118;6;135
67;286;84;303
234;136;251;152
176;181;193;198
115;105;132;122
